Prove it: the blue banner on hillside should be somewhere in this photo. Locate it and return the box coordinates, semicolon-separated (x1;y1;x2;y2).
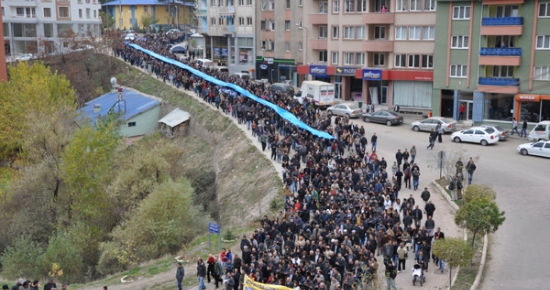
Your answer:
128;44;334;139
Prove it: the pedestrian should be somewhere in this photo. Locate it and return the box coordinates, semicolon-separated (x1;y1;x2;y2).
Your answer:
427;129;436;150
371;133;378;152
176;262;185;290
402;148;410;163
412;168;420;190
437;123;444;143
44;279;56;290
420;188;430;205
455;158;464;176
393;103;400;113
397;243;407;273
410;145;416;164
458;103;465;121
384;260;398;290
448;175;457;201
412;205;423;228
511;119;520;136
425;216;435;237
466;157;476;185
395;149;403;169
520;118;528;137
197;258;207;290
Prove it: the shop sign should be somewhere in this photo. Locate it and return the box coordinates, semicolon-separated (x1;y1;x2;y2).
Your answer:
336;67;358;76
516;94;540;102
264;57;274;64
309;65;327;76
362;69;382;80
260;64;268;70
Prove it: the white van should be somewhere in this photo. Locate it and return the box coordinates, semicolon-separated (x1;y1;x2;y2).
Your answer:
528;121;550;141
212;66;229;73
296;81;335;108
233;72;250;80
195;59;214;67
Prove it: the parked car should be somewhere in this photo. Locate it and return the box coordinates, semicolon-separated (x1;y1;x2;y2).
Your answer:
15;54;34;61
451;127;499;146
268;83;295;95
362;110;404;126
517;141;550;158
327;103;362;118
124;33;135;41
480;125;510;141
166;28;182;35
411;117;457;133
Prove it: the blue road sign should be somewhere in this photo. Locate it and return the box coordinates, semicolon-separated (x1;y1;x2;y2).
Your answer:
208;222;220;234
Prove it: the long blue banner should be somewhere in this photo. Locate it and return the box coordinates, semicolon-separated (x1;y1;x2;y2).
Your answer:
128;44;334;140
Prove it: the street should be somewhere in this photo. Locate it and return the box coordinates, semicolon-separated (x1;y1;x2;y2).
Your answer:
350;116;549;289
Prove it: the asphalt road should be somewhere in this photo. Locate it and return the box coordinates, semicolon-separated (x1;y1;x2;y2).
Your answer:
348;117;549;290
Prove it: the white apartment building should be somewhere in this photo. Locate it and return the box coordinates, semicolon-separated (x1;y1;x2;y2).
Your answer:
197;0;255;75
2;0;102;57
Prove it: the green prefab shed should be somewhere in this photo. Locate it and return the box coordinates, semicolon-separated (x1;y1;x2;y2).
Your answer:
81;88;162;137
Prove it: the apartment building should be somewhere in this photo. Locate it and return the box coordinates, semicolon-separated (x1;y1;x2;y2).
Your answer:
198;0;255;74
433;0;550;123
2;0;101;57
254;0;303;84
297;0;437;106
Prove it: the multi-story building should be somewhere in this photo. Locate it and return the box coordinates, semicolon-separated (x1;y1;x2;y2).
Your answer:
254;0;303;84
103;0;195;31
296;0;437;106
2;0;102;57
433;0;550;123
199;0;255;74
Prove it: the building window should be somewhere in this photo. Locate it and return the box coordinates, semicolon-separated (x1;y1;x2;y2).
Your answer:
332;51;339;64
410;0;420;11
59;7;70;18
408;54;420;68
144;6;148;13
261;20;266;30
495;5;518;17
333;0;340;13
86;8;90;19
536;35;550;49
247;0;252;5
319;26;328;38
394;54;406;67
298;20;303;28
373;53;385;66
285;21;290;30
319;50;328;62
424;0;436;11
357;0;367;12
492;66;514;78
453;6;471;19
94;10;97;18
356;26;365;39
298;42;303;51
534;66;550;80
269;0;274;10
374;26;386;39
1;7;3;16
409;26;421;40
450;64;468;78
219;18;225;25
344;26;354;39
44;23;53;38
286;0;291;9
395;26;407;40
356;53;365;65
285;42;290;52
421;55;433;68
332;26;339;39
396;0;407;11
238;17;244;25
211;17;217;25
539;3;550;17
238;0;244;5
128;122;136;127
422;26;434;40
319;1;328;13
343;52;354;65
211;0;215;6
451;35;469;48
247;17;252;25
16;7;24;16
268;20;274;31
44;8;51;17
344;0;355;12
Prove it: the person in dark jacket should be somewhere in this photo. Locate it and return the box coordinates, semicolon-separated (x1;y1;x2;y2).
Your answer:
384;260;398;290
197;258;207;290
176;262;185;290
43;279;57;290
425;201;436;219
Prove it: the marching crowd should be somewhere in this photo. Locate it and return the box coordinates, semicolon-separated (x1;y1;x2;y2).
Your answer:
118;34;448;290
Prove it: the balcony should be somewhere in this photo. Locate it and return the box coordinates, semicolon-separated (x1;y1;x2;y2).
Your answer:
481;17;523;35
478;77;520;94
196;9;207;16
308;39;328;50
308;14;328;25
219;6;235;14
362;12;395;24
479;48;521;66
362;40;393;52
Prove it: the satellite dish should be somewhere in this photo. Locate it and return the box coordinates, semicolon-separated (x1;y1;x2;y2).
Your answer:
110;77;118;89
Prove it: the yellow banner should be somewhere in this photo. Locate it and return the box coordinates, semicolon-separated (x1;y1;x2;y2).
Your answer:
244;275;294;290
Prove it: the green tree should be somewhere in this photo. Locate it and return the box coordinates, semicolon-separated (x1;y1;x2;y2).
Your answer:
109;178;207;265
455;198;506;247
140;13;159;30
432;238;474;288
463;184;497;203
41;233;83;283
0;236;45;279
100;11;115;30
0;62;75;159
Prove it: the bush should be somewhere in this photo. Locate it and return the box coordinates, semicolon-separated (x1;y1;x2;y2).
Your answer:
0;236;44;279
97;242;124;275
463;184;497;203
41;234;84;283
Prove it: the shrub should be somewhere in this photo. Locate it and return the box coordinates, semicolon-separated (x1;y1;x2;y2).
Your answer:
41;234;84;283
0;236;44;279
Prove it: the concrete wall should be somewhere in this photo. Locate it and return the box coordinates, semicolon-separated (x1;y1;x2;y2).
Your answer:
120;105;161;137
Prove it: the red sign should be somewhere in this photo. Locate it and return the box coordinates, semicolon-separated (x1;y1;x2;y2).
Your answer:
387;70;434;81
515;94;540;102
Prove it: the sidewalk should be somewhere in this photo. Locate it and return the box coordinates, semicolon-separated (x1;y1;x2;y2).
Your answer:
123;60;462;290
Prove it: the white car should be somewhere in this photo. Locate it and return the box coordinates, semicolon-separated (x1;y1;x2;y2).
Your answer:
124;33;135;41
451;126;499;146
15;54;33;61
517;141;550;158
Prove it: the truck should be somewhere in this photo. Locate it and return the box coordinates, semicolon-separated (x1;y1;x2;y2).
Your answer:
295;81;335;108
